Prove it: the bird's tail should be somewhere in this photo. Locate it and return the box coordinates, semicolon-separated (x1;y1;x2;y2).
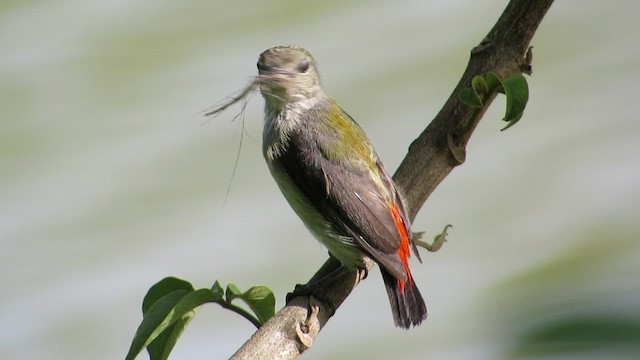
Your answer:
381;268;427;329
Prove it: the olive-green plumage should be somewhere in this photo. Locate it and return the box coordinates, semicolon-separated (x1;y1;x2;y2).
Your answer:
258;45;426;328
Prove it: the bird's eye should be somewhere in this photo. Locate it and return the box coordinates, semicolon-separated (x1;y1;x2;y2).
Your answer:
296;59;310;73
257;62;269;72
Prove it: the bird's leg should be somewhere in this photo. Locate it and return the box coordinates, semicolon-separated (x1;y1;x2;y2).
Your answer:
286;255;353;315
415;224;452;253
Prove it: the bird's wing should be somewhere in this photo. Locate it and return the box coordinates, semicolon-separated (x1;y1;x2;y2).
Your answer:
275;108;416;280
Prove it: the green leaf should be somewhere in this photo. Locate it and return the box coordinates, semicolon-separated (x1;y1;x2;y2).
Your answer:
485;72;529;130
225;282;243;300
143;277;194;314
145;289;217;360
485;72;503;94
459;87;483;108
126;282;219;360
471;75;489;98
137;277;198;360
460;74;501;108
500;74;529;130
126;279;276;360
125;290;190;360
211;280;225;299
146;311;194;360
226;283;276;324
239;286;276;324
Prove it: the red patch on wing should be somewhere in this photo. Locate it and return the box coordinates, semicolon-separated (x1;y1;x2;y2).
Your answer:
390;202;412;294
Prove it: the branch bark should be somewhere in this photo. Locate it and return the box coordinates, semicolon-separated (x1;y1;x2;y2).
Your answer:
231;0;555;358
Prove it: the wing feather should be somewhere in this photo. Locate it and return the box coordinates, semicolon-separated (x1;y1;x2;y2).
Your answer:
274;106;415;280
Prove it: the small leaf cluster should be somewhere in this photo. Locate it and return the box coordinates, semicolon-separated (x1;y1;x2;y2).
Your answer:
459;72;529;130
125;277;275;360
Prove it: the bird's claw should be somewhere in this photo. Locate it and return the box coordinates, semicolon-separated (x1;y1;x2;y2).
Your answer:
415;224;452;253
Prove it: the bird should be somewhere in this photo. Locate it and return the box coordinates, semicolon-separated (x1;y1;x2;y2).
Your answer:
258;45;427;328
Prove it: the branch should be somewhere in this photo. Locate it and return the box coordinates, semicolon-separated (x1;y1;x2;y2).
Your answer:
231;0;555;358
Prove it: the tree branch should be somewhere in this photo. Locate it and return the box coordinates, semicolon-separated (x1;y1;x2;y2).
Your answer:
231;0;555;358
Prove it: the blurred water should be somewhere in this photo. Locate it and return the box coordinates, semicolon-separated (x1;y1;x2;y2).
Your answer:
1;1;639;359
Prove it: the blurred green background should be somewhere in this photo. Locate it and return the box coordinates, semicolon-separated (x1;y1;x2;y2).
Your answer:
2;1;639;359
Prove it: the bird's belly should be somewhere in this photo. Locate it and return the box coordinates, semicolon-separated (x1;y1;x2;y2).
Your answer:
269;165;364;268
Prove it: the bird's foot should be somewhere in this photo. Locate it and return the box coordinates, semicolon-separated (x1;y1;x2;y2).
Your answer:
415;224;452;253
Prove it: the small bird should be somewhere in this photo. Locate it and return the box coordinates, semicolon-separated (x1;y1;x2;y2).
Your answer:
258;45;426;328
